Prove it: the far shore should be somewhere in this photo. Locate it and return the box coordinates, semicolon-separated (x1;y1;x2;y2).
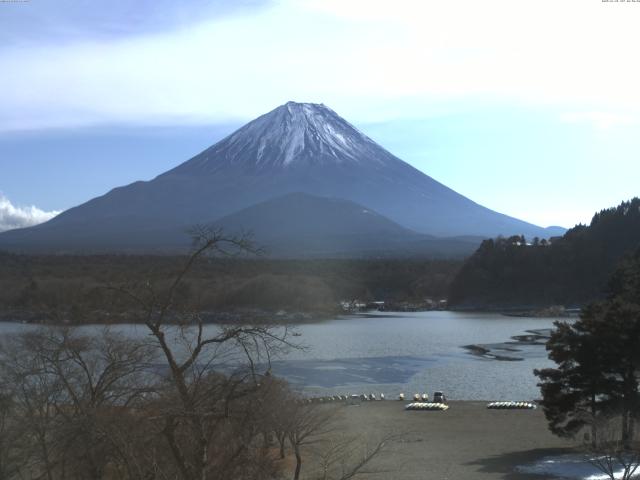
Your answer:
452;305;582;318
0;305;578;327
0;307;340;326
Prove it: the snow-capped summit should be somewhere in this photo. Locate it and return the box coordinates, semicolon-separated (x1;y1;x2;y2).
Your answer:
169;101;397;174
0;102;563;254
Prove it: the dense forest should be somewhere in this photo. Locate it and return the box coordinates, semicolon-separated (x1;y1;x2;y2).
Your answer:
449;198;640;309
0;253;461;324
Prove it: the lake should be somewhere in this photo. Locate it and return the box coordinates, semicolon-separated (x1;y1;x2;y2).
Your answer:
0;311;564;401
270;311;561;401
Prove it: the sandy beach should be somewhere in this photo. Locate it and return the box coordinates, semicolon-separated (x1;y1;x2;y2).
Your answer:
316;400;577;480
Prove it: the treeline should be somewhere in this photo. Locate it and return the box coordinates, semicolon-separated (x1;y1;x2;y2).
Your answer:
449;198;640;309
0;253;461;323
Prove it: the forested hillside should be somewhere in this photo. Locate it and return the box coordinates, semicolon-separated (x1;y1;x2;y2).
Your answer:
449;198;640;309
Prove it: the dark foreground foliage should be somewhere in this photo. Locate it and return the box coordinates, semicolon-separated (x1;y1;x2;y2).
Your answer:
0;326;393;480
535;248;640;451
449;198;640;309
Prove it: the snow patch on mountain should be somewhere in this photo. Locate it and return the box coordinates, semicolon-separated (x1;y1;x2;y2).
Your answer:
170;102;398;174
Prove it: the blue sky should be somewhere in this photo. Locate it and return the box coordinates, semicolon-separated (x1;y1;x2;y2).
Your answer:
1;0;639;230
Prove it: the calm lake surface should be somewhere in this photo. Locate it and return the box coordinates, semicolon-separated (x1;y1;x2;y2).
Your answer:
0;311;564;401
271;311;561;401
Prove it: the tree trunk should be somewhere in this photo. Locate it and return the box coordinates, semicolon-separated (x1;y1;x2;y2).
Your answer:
293;443;302;480
591;391;598;448
199;433;208;480
38;432;55;480
622;409;629;449
622;366;639;450
162;418;192;480
279;434;286;459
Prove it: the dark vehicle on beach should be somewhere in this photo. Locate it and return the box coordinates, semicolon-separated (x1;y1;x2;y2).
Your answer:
434;391;447;403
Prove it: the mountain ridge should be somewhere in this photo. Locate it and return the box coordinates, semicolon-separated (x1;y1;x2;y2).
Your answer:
166;102;392;174
0;101;564;254
211;192;482;258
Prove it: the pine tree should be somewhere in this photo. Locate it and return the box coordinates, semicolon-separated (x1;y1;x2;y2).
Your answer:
534;315;614;444
535;248;640;447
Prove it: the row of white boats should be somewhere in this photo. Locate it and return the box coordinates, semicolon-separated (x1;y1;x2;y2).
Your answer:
302;395;537;410
305;393;387;403
486;401;537;409
304;392;437;403
405;402;450;411
405;401;537;411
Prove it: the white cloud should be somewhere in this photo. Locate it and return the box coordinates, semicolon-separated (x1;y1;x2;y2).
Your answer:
1;0;639;131
0;194;61;232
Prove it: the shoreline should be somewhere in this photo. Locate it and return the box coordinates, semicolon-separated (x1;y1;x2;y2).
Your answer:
0;306;572;327
0;307;340;326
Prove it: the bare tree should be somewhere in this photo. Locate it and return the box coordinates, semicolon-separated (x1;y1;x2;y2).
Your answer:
286;401;337;480
0;326;157;480
112;227;298;480
0;390;20;480
251;376;293;458
0;329;67;480
312;433;398;480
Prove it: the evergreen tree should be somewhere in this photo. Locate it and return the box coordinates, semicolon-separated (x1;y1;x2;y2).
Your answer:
535;248;640;447
450;197;640;308
534;314;614;444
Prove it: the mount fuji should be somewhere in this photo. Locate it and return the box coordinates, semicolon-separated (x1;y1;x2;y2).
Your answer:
0;102;563;255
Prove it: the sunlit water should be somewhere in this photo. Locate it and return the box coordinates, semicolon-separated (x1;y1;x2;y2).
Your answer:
0;311;564;401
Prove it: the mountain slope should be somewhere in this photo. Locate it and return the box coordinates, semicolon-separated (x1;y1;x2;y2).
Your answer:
0;102;560;254
215;192;414;239
212;192;481;257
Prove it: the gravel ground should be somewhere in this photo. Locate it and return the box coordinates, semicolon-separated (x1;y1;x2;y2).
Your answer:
314;400;577;480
